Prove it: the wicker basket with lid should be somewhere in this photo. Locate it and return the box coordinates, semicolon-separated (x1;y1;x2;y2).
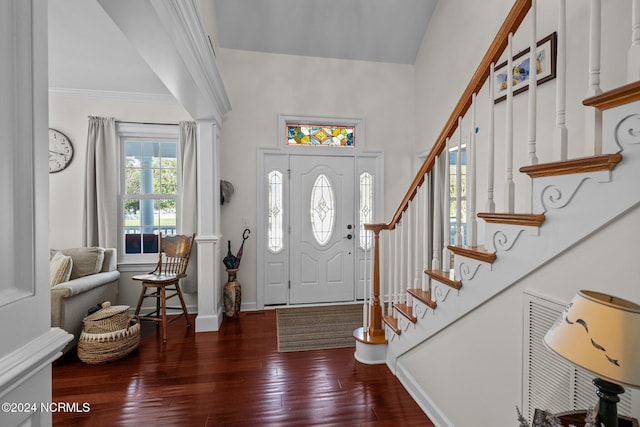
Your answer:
82;301;130;333
78;301;140;364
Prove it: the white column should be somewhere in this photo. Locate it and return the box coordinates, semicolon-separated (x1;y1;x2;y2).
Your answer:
195;120;223;332
629;0;640;82
505;33;516;213
528;0;539;165
554;0;569;160
585;0;603;155
486;64;496;213
467;95;478;247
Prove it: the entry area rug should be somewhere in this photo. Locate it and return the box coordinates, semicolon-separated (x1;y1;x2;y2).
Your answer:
276;304;363;352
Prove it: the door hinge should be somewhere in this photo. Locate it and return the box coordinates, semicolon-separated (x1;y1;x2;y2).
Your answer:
287;169;291;179
288;280;291;289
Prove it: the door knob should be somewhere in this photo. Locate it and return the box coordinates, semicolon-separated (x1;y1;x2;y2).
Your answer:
344;234;353;240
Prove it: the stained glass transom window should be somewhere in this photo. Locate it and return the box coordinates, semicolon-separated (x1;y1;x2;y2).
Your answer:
359;172;374;250
268;170;283;252
287;124;354;146
310;174;335;245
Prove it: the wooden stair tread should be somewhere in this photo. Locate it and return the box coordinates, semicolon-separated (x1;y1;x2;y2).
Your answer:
393;303;417;323
382;315;401;335
583;80;640;110
353;326;388;345
519;154;622;178
477;212;545;227
447;245;497;264
407;288;437;309
424;270;462;290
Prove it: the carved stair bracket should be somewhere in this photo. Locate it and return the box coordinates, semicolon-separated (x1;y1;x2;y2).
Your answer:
486;228;525;253
615;114;640;148
399;316;412;332
456;259;484;281
534;177;591;214
432;283;453;303
413;302;430;320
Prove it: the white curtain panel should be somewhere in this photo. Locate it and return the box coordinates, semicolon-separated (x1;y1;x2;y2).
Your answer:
178;121;198;293
83;116;118;249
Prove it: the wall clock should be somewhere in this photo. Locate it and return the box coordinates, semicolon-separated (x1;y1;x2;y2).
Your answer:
49;128;74;173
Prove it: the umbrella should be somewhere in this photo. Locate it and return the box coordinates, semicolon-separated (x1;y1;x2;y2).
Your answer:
223;240;237;269
233;229;250;269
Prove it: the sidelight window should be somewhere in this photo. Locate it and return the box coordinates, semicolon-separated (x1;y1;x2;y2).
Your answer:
267;170;284;253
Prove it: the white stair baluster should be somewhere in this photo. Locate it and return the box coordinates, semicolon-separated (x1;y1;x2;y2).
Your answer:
404;206;411;299
528;0;539;165
585;0;603;155
387;231;393;316
413;192;421;290
554;0;568;160
431;155;441;270
468;94;478;247
422;174;430;291
394;224;400;312
455;117;463;245
487;63;496;213
442;138;451;270
505;33;515;213
629;0;640;82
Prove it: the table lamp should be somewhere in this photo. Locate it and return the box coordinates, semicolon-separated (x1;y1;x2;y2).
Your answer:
544;290;640;427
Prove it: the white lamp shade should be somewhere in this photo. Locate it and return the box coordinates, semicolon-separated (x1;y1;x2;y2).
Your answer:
544;290;640;388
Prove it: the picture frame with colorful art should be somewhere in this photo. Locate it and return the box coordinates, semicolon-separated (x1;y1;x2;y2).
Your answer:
493;32;557;104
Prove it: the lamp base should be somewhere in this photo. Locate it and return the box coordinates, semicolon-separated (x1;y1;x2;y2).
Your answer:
593;377;626;427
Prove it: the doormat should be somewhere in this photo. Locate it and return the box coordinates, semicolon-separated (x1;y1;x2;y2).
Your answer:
276;304;363;352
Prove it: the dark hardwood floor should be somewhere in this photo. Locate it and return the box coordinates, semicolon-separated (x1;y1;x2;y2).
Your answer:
53;310;434;426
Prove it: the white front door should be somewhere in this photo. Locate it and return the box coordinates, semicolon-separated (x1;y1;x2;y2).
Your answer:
289;155;356;304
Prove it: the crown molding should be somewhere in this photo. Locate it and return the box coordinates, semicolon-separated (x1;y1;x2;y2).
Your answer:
49;87;179;104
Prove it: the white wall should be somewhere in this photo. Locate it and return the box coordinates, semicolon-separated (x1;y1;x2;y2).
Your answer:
215;48;416;307
48;91;198;309
402;1;637;426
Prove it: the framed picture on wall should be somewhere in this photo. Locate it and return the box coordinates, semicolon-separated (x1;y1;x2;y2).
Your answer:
493;32;557;103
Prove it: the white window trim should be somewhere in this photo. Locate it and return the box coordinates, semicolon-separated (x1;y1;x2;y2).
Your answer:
116;122;181;265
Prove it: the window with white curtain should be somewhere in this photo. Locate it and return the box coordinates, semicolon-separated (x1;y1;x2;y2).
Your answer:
117;124;180;261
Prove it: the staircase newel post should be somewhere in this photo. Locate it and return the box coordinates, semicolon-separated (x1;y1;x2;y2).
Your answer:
364;223;386;338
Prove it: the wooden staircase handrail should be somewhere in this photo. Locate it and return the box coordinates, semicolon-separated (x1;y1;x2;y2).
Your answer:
385;0;532;228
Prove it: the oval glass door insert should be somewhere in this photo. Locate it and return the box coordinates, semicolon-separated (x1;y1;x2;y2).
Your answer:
310;174;335;245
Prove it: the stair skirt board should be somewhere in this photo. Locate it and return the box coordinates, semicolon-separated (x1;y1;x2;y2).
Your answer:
395;360;455;427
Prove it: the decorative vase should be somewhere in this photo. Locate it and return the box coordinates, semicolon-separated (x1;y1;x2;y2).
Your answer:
223;268;241;318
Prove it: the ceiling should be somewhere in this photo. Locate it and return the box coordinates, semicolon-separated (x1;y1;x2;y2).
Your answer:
214;0;437;64
48;0;437;95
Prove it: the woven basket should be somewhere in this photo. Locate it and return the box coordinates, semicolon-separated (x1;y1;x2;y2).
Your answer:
83;301;131;333
77;317;140;365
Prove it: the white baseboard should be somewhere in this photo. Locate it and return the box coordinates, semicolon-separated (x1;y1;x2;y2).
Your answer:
396;360;454;427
